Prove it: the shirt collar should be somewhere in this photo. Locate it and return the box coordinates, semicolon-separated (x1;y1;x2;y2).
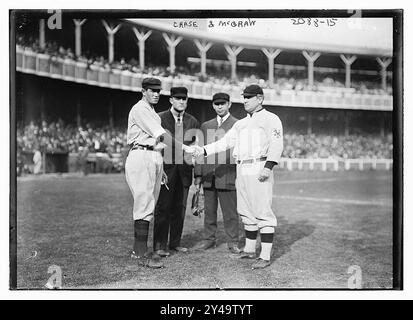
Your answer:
217;113;230;124
141;98;154;110
247;107;265;117
170;107;185;119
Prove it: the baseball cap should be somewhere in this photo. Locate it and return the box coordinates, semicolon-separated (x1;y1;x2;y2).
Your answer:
142;77;162;90
242;84;264;97
171;87;188;98
212;92;230;104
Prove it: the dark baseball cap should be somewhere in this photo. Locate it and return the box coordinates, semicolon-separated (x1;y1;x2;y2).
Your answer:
171;87;188;98
242;84;264;97
212;92;230;104
142;77;162;90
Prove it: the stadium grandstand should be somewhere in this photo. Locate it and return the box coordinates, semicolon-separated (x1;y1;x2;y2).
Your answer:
14;13;394;175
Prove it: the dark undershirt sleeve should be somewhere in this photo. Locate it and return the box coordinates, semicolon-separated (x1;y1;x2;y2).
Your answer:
264;161;277;170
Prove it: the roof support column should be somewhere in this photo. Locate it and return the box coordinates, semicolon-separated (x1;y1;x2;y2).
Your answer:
109;100;114;129
302;51;321;87
162;33;183;74
340;54;357;88
224;45;243;81
76;96;82;127
133;27;152;70
262;48;281;88
344;111;350;137
102;20;121;63
380;115;385;138
194;39;212;77
40;90;45;121
307;114;312;135
73;19;87;58
39;19;46;50
376;57;392;91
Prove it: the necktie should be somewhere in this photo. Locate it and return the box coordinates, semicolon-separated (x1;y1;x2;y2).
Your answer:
177;114;182;126
218;117;222;128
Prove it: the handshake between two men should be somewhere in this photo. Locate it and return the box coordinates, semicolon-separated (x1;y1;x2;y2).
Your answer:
182;144;272;183
183;144;205;158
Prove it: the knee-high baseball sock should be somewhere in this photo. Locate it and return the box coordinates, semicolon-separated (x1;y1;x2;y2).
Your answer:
134;219;149;257
259;227;275;261
244;226;258;253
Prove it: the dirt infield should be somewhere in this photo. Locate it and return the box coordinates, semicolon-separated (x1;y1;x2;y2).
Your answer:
15;170;393;289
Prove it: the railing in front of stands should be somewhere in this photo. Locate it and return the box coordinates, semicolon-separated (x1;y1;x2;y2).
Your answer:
18;151;393;174
279;157;393;171
77;153;393;172
15;47;393;111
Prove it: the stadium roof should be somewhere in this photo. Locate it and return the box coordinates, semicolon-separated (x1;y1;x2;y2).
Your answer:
125;18;392;57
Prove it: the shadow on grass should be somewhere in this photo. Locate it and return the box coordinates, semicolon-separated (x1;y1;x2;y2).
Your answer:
179;216;315;261
272;217;315;260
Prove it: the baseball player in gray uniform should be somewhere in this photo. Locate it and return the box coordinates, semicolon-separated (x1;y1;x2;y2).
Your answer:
125;77;192;268
192;84;283;269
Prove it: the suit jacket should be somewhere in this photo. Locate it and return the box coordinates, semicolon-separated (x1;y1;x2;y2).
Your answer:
158;110;200;187
194;115;238;190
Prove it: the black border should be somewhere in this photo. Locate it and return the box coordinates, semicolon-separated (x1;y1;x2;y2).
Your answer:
1;300;411;315
392;10;403;290
9;9;403;291
10;10;17;290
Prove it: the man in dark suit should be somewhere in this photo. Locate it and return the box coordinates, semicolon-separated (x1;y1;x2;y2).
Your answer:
193;92;241;254
153;87;200;257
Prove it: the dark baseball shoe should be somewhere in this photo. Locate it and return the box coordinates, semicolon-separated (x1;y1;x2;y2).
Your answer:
227;243;241;254
193;240;216;250
170;246;188;253
146;255;165;268
130;250;139;259
130;251;164;269
236;251;257;259
251;258;271;270
155;249;170;257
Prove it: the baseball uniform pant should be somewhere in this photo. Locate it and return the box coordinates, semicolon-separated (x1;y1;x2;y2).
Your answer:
33;162;42;174
125;149;163;221
203;182;239;244
236;161;277;229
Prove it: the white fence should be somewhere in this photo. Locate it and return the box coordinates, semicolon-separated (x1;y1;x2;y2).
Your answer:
279;158;393;171
15;46;393;111
68;152;392;172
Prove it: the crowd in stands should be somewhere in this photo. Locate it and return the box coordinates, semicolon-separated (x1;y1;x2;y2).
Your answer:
17;120;127;154
283;133;393;159
17;120;393;163
16;35;392;96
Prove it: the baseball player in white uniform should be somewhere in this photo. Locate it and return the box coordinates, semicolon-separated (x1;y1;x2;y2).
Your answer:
125;77;192;268
192;84;283;269
33;148;42;174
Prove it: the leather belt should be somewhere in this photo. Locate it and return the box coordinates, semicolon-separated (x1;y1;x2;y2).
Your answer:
130;144;155;151
236;156;267;164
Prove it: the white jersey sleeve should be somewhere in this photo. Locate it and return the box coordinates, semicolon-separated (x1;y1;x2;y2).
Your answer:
203;124;238;156
265;114;284;164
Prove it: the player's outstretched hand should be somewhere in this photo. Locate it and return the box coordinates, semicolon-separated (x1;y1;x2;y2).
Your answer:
183;145;195;154
161;170;168;185
258;168;272;182
194;176;202;191
192;145;205;157
183;145;204;158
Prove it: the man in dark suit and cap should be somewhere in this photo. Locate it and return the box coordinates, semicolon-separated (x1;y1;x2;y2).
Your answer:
193;92;241;253
153;87;200;257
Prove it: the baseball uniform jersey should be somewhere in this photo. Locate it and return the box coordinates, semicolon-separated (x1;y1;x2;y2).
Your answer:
125;99;166;221
203;108;283;229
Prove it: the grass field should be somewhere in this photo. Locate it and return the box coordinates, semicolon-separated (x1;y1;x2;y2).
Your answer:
15;170;393;289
